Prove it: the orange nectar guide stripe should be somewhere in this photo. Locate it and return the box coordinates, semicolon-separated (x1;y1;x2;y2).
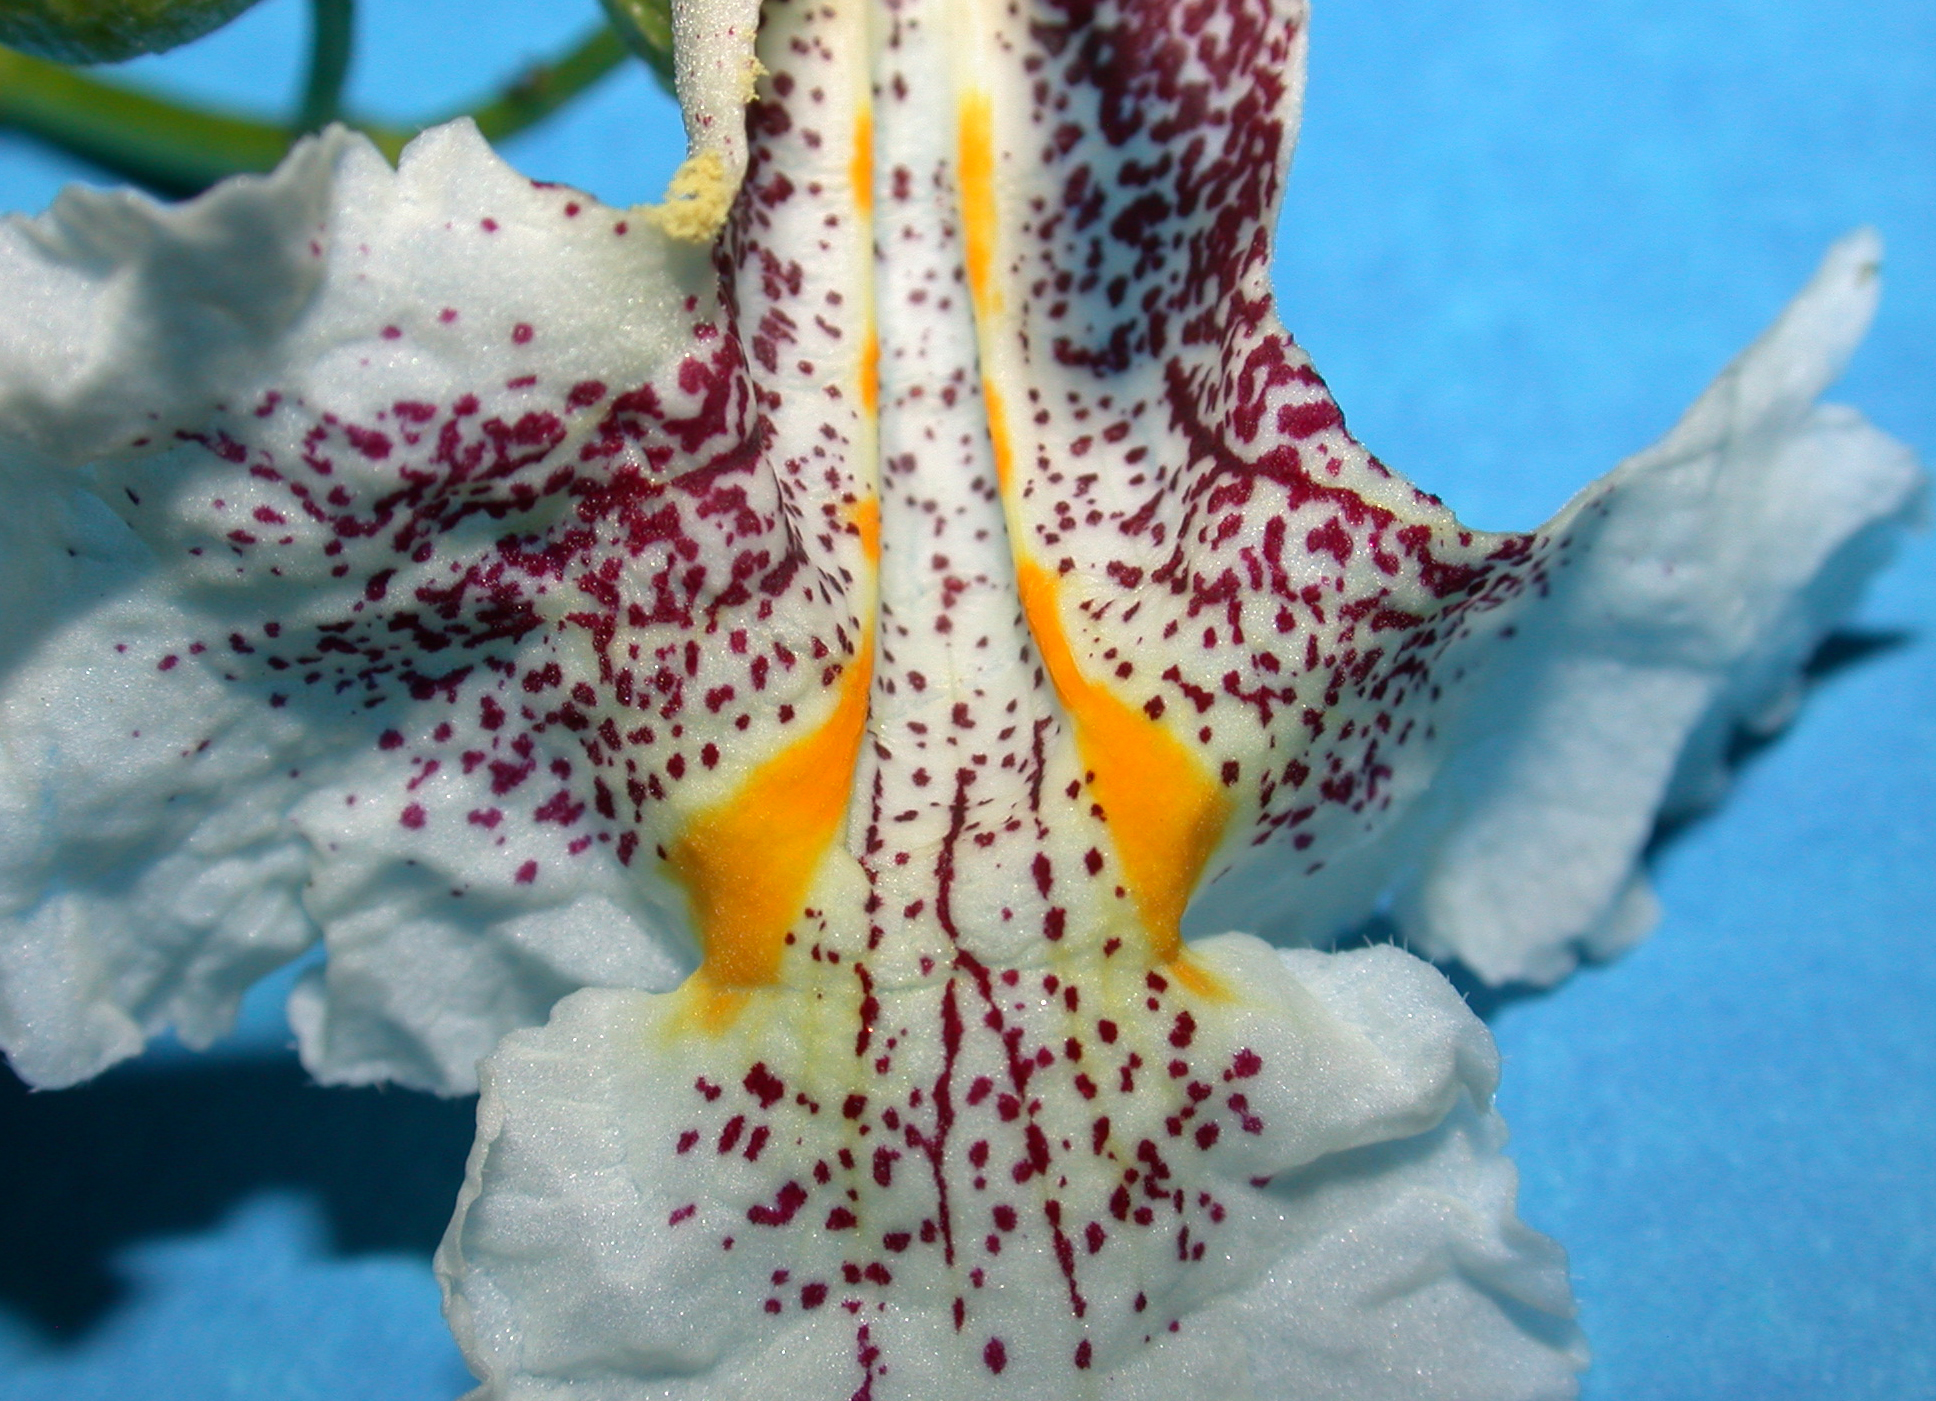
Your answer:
1015;560;1234;967
667;638;876;1004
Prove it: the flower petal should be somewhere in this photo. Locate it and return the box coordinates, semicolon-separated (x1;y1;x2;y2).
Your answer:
1193;232;1926;983
946;0;1921;983
0;106;879;1090
440;942;1581;1399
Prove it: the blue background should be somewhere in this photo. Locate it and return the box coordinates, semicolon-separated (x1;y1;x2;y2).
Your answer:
1;2;1930;1397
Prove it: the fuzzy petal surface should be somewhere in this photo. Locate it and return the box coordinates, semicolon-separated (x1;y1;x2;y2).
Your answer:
0;117;871;1090
440;942;1582;1400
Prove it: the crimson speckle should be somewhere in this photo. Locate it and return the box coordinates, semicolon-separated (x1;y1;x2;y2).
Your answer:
744;1063;786;1108
747;1181;808;1227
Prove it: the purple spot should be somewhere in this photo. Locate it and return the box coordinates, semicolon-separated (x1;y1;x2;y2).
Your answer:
747;1181;808;1227
744;1063;786;1109
344;425;391;460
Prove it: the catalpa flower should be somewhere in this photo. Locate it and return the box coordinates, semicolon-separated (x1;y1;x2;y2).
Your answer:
0;0;1920;1396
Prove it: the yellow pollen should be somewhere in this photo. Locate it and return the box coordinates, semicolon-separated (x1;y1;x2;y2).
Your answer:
645;149;737;244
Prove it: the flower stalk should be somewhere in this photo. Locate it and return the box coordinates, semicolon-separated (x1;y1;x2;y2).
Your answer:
0;17;651;195
292;0;352;133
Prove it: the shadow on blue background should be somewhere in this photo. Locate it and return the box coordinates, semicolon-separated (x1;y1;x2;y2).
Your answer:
0;1053;472;1343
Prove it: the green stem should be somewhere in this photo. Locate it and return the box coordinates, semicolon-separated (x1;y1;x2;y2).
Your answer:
0;23;634;199
0;45;304;194
448;25;632;148
295;0;355;133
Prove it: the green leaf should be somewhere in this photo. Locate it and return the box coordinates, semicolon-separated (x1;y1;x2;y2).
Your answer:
0;0;265;63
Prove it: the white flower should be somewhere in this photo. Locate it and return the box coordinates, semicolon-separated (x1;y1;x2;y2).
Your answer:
0;0;1919;1396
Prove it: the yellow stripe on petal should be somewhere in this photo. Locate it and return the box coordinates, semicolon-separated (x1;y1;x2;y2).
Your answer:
1169;956;1231;1001
667;639;874;991
983;375;1015;494
859;327;879;421
1016;561;1232;962
957;91;998;318
851;104;873;218
851;493;880;563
